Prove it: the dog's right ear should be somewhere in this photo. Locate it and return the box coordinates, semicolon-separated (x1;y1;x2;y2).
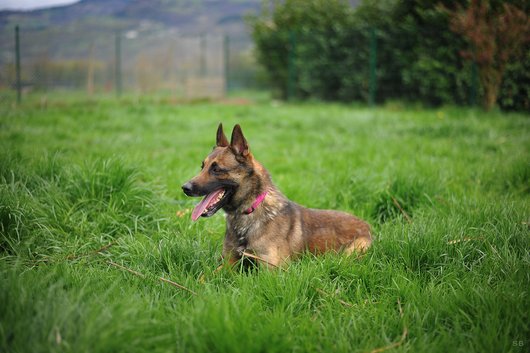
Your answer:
216;123;229;147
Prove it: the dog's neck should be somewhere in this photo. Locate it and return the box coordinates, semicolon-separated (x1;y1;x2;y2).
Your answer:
223;160;288;250
224;161;288;221
243;190;268;214
225;184;288;246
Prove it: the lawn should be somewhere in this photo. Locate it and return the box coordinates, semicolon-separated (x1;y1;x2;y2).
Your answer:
0;94;529;353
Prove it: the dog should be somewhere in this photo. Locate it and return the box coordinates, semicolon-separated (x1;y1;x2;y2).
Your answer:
182;124;372;268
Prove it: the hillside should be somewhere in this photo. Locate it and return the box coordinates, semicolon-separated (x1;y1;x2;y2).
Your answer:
0;0;263;84
0;0;262;35
0;0;361;93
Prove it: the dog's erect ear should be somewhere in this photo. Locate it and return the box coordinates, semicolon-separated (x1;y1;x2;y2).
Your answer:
216;123;229;147
230;124;249;157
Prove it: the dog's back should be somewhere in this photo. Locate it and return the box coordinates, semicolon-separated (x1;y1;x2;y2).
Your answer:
223;178;371;267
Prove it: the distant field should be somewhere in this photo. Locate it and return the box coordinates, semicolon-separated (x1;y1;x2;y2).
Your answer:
0;95;529;353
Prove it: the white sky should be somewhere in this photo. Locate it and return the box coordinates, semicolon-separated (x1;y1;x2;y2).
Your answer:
0;0;79;10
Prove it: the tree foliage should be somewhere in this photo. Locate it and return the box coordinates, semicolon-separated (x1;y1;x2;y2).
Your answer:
249;0;529;110
445;0;529;110
248;0;355;99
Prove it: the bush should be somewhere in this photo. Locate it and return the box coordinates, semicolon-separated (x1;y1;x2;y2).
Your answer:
499;49;530;111
248;0;355;100
249;0;529;110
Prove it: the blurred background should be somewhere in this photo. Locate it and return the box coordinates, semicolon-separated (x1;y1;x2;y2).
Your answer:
0;0;528;110
0;4;529;352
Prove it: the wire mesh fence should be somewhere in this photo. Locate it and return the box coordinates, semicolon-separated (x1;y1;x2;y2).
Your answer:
0;24;500;108
254;28;483;106
0;25;259;104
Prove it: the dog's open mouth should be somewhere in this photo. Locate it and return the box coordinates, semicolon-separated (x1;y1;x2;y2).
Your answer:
191;188;231;221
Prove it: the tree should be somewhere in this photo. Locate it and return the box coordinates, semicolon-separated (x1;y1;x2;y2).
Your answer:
248;0;355;99
445;0;529;110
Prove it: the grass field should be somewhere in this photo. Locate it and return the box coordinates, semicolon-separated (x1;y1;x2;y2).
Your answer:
0;95;529;353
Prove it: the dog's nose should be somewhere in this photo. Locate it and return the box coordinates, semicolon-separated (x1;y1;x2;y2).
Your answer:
182;182;194;196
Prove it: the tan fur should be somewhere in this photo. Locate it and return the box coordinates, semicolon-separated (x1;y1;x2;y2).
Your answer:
183;124;372;268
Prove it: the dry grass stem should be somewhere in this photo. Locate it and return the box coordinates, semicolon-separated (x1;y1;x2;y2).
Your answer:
66;241;116;260
107;260;197;295
315;288;354;308
241;251;286;271
447;237;484;245
391;196;412;223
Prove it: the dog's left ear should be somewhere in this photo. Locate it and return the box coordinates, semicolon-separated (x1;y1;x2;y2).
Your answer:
230;124;249;157
216;123;229;147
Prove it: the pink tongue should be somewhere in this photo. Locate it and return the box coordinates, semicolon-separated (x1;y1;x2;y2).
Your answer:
191;189;224;221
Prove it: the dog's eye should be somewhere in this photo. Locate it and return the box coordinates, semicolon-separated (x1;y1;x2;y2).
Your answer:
210;162;223;174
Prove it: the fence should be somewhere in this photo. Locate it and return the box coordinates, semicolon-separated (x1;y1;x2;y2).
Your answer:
261;28;482;106
0;25;259;103
2;25;490;107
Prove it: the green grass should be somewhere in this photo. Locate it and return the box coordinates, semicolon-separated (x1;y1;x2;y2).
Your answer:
0;95;529;353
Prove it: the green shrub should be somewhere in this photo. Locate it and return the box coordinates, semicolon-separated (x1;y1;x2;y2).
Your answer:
249;0;528;110
248;0;355;100
499;49;530;111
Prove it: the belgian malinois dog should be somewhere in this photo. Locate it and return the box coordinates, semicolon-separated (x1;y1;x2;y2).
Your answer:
182;124;372;268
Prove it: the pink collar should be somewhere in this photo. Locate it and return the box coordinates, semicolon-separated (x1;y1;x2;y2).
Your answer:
243;191;267;215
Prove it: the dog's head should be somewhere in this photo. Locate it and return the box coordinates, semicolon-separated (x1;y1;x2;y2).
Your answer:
182;123;256;221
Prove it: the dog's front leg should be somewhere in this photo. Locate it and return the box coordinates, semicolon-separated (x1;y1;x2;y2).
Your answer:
242;247;288;269
212;255;240;274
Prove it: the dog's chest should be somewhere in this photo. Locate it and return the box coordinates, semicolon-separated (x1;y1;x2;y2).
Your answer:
226;214;262;241
224;199;285;255
226;211;279;255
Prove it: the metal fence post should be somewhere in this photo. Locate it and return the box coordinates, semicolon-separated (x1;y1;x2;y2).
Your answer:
200;33;206;77
224;35;230;95
287;31;297;101
87;41;95;95
115;31;122;97
15;25;21;104
368;27;377;106
470;61;478;106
